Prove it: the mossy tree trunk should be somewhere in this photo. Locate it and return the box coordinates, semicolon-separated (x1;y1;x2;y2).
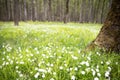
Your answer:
93;0;120;52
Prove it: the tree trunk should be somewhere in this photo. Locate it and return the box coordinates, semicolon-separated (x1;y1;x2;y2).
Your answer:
64;0;69;23
93;0;120;52
14;0;19;26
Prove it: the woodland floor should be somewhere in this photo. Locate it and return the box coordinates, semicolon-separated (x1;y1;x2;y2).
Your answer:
0;22;119;80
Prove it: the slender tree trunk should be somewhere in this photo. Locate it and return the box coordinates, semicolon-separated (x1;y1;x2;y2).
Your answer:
14;0;19;26
23;0;27;21
93;0;120;52
64;0;69;23
48;0;51;21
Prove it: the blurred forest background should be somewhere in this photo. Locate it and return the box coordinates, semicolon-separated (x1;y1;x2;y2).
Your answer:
0;0;112;23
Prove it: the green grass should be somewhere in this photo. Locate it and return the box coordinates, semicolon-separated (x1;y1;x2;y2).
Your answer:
0;21;119;80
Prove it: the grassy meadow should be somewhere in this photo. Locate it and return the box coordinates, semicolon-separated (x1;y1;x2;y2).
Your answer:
0;22;119;80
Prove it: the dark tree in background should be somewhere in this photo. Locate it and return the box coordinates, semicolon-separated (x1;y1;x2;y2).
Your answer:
14;0;19;26
92;0;120;52
64;0;69;23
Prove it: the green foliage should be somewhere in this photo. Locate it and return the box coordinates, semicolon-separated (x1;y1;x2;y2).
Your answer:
0;22;119;80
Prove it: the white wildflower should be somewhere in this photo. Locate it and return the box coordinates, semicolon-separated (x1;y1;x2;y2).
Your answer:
108;67;111;72
85;68;90;72
47;68;52;73
50;78;54;80
74;67;78;71
106;61;110;65
6;62;9;65
59;66;63;70
53;72;56;75
50;64;54;67
42;73;45;78
15;66;19;69
42;54;46;57
70;68;73;71
71;55;78;60
38;69;47;73
96;52;100;56
115;62;118;65
96;68;99;72
105;71;110;78
94;77;99;80
35;67;38;70
19;74;23;77
85;61;90;66
91;69;96;76
20;61;24;64
2;58;5;61
101;61;104;64
87;56;91;60
81;71;85;75
34;72;39;78
97;73;101;77
71;75;76;80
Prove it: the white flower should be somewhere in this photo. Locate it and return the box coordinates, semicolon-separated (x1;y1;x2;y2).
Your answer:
97;73;101;77
74;67;78;71
6;62;9;65
85;61;90;66
96;68;99;72
2;58;5;61
15;66;19;69
19;74;23;77
42;73;45;78
81;71;85;75
96;52;101;56
106;61;110;65
105;71;110;78
36;51;39;54
80;61;89;66
50;64;54;67
26;49;29;52
42;54;46;57
101;61;103;64
71;55;78;60
30;54;33;56
38;69;47;73
64;64;67;67
20;61;24;64
35;67;38;70
108;67;111;72
115;62;118;65
87;56;91;60
80;61;86;65
70;68;73;71
47;68;52;73
59;66;63;70
71;75;76;80
53;72;56;75
34;72;39;78
85;68;90;72
50;78;54;80
91;69;96;76
10;60;13;64
94;77;99;80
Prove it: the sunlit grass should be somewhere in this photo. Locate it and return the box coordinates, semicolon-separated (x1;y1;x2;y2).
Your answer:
0;21;119;80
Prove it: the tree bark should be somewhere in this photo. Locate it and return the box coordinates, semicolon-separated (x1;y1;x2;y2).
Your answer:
93;0;120;52
14;0;19;26
64;0;69;23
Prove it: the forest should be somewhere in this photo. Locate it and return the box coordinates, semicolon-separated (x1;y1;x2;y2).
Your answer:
0;0;112;23
0;0;119;80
